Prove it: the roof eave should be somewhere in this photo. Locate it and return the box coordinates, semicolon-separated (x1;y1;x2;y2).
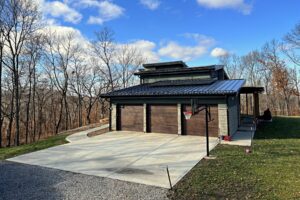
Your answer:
101;92;238;98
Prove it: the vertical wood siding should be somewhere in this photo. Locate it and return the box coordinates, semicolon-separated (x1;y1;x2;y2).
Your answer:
182;105;219;137
118;105;144;132
149;105;178;134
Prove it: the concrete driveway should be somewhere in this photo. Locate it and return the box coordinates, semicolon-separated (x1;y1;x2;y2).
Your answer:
8;129;219;188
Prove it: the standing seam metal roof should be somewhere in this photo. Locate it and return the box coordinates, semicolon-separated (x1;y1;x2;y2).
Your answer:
102;79;245;97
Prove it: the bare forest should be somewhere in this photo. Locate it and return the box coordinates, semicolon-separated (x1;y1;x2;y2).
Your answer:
1;0;300;148
0;0;145;147
219;24;300;117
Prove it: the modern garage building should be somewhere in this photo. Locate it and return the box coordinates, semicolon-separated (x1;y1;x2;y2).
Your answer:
102;61;263;138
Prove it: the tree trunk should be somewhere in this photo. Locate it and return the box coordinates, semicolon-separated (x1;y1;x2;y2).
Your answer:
32;66;36;141
38;105;43;140
86;103;92;125
101;100;106;118
78;95;82;127
6;87;15;147
56;97;64;134
14;70;20;146
107;63;114;91
25;72;32;144
0;45;2;148
295;85;300;113
64;94;69;130
285;96;290;116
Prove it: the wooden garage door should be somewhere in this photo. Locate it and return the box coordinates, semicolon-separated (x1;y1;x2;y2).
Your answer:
118;105;143;132
182;105;219;137
149;105;178;134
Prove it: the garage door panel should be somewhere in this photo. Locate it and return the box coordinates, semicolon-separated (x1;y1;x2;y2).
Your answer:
119;105;143;132
183;105;219;137
149;105;178;134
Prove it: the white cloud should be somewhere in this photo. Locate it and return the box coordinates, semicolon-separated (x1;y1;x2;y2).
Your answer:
74;0;101;7
41;25;82;38
126;40;160;62
211;47;229;57
40;23;91;52
97;1;124;20
87;16;104;25
140;0;161;10
158;41;207;61
43;1;82;24
196;0;252;15
39;0;124;25
182;33;216;46
158;33;216;61
79;0;124;25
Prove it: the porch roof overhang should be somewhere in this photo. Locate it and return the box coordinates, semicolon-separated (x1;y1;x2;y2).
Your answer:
240;86;264;94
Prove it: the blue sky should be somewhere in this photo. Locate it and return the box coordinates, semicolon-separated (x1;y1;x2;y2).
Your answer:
40;0;300;66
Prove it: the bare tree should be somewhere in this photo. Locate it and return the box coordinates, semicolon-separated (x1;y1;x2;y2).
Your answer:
241;51;263;86
0;0;5;148
255;41;279;108
290;67;300;109
257;40;291;113
116;44;145;88
2;70;15;147
82;66;104;124
0;2;112;146
23;35;44;143
284;23;300;67
69;49;86;127
219;54;245;79
1;0;40;146
44;32;81;133
283;23;300;112
35;77;53;139
92;27;117;91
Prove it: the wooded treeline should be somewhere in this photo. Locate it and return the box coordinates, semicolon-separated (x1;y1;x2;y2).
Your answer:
0;0;145;147
219;23;300;116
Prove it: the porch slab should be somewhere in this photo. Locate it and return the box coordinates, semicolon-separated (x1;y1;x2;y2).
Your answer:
221;131;254;146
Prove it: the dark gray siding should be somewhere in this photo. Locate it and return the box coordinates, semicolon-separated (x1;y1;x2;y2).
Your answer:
227;95;239;135
142;73;211;83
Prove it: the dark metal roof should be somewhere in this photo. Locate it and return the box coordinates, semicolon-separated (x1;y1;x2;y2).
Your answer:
135;65;224;76
102;79;245;97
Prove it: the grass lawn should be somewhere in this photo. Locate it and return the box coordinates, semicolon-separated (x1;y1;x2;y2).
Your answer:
169;116;300;200
0;133;69;160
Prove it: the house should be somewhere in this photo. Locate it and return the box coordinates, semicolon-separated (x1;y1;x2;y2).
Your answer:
101;61;263;138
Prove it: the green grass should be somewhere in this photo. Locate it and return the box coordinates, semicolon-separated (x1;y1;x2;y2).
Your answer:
0;133;70;160
169;116;300;200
